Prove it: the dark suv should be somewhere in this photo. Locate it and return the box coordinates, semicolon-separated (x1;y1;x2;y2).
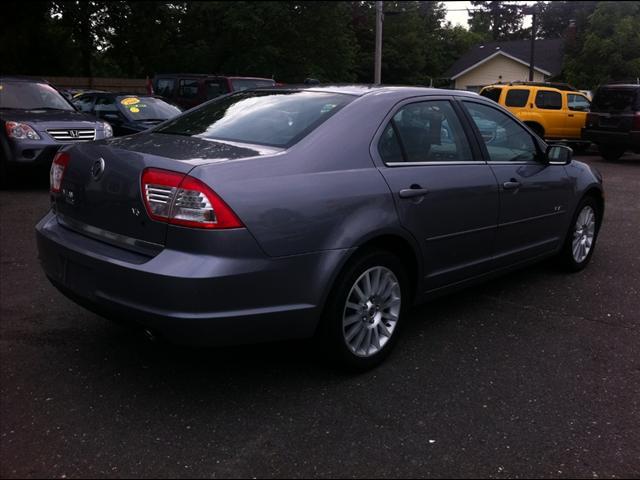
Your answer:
152;74;276;110
583;84;640;161
0;76;112;187
72;92;181;137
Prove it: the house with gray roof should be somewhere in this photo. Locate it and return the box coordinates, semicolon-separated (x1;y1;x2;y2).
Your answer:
445;38;565;91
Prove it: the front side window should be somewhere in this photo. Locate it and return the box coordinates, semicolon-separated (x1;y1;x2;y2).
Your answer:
179;79;199;98
94;96;118;114
205;80;230;100
156;90;353;148
567;94;591;112
72;95;95;113
155;78;175;97
535;90;562;110
378;100;473;163
505;89;530;107
463;101;539;163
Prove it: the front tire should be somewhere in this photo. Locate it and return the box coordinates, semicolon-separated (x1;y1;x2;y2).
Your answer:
320;250;408;371
559;197;601;272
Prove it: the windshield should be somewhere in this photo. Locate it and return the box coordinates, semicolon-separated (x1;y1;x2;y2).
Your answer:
0;81;74;111
592;87;639;113
117;96;181;121
155;90;353;147
230;78;276;91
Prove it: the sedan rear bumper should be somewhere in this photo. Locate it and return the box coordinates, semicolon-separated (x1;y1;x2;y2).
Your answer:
36;211;351;346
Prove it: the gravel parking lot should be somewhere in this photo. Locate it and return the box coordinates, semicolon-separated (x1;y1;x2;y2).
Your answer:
1;153;639;478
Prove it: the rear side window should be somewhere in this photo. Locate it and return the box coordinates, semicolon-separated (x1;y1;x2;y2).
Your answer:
379;100;473;163
505;89;530;107
179;79;199;98
591;87;639;113
156;91;353;148
535;90;562;110
480;87;502;103
155;79;175;97
567;94;591;112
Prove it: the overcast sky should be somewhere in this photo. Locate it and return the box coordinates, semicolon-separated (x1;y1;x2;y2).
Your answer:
442;1;535;28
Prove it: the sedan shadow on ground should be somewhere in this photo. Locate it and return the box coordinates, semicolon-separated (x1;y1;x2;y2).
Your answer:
68;256;562;385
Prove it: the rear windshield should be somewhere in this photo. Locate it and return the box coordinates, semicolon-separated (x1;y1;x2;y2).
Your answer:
480;87;502;103
155;90;353;147
117;96;181;121
0;81;74;111
230;78;276;91
591;87;639;113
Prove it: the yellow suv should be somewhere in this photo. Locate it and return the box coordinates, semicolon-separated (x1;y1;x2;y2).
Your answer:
479;82;591;151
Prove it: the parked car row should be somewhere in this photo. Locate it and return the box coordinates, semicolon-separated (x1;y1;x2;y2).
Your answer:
480;81;640;159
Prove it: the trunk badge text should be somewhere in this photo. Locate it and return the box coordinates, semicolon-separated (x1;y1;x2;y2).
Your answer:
91;158;106;180
131;207;141;217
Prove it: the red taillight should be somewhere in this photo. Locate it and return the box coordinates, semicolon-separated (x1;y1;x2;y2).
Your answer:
50;151;70;193
633;112;640;131
141;168;243;229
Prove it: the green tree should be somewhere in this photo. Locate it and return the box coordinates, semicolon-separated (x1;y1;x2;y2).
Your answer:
535;1;598;40
564;1;640;88
468;1;526;40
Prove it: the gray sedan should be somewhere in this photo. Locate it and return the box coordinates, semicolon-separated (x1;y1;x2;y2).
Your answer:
36;86;604;370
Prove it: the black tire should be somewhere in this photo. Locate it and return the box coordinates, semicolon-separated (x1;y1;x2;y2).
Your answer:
319;249;408;371
558;196;602;272
0;141;9;190
599;145;625;161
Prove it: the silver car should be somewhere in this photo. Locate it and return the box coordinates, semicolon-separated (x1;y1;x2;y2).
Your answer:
36;86;604;369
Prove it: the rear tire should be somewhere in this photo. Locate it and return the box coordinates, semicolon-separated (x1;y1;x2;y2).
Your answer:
558;196;601;272
319;249;408;371
599;145;625;161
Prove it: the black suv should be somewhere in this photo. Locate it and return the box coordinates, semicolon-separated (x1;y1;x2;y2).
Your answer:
583;84;640;161
0;76;112;187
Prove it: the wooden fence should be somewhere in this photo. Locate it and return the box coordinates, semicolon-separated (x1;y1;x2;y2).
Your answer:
44;76;149;93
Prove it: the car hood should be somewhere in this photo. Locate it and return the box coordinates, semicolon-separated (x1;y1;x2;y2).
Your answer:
0;109;100;126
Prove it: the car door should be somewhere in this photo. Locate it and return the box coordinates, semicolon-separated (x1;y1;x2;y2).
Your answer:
565;93;591;140
372;98;500;292
177;78;200;109
460;99;572;266
534;88;565;138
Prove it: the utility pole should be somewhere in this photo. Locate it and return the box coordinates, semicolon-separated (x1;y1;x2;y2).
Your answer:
375;1;383;85
528;6;537;81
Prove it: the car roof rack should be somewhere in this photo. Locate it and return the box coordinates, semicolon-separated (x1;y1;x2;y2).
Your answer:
505;81;579;92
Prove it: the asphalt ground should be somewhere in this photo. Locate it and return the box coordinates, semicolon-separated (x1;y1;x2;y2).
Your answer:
1;153;639;478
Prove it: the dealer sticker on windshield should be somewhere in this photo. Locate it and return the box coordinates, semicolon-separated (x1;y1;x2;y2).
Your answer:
121;97;140;106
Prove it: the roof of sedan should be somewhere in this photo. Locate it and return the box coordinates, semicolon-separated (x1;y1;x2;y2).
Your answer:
271;84;480;99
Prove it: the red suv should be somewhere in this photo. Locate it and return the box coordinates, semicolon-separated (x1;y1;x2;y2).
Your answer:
152;74;276;110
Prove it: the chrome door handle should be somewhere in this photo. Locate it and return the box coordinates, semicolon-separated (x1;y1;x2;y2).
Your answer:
502;180;521;190
399;187;429;198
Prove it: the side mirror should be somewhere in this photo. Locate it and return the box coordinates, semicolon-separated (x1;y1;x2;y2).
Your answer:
546;145;573;165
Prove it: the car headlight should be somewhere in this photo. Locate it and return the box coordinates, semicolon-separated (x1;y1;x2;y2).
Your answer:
102;122;113;138
5;121;41;140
